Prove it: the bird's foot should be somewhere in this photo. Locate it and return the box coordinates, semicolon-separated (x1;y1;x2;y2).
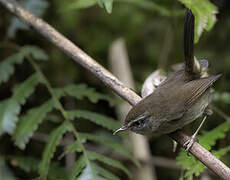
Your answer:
183;135;198;154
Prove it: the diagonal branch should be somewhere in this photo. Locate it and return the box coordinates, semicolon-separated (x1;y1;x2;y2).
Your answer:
0;0;230;179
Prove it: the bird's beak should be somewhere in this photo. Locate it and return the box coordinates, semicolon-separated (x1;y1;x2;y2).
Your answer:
113;125;128;135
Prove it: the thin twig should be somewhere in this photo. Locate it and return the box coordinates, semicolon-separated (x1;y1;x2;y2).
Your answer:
0;0;230;179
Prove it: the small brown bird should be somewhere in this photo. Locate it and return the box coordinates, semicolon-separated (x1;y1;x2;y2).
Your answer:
114;9;220;150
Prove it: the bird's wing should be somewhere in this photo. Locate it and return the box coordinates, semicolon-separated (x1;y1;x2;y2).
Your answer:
184;74;221;107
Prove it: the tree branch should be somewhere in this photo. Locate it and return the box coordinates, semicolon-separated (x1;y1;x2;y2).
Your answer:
1;0;230;179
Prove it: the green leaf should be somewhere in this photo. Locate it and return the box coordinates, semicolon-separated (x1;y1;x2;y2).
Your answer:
39;121;72;178
213;146;230;158
21;46;48;61
96;0;113;13
66;0;97;10
0;53;24;85
199;121;230;150
0;46;47;86
62;84;115;106
0;99;20;135
70;155;86;180
68;110;120;131
12;73;41;104
87;151;131;177
79;133;138;166
179;0;218;43
13;99;55;149
176;121;230;178
77;164;99;180
92;162;120;180
59;140;82;160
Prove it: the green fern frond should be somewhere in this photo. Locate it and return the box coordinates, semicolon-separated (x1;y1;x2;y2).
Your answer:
62;84;115;106
39;121;72;179
87;151;131;177
0;46;47;85
20;45;48;61
12;73;41;104
68;110;120;131
0;53;24;85
70;155;86;180
0;99;20;135
79;132;138;166
92;162;120;180
76;163;113;180
199;121;230;150
13;99;55;149
0;73;41;135
213;146;230;158
176;121;230;178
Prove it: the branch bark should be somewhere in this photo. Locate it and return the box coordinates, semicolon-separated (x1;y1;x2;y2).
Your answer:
1;0;230;179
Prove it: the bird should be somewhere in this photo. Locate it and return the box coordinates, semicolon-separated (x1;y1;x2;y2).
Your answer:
113;9;221;151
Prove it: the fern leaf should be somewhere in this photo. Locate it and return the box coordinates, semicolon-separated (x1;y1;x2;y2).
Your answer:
21;45;48;61
77;163;108;180
87;151;131;177
0;45;47;85
13;99;54;149
12;73;41;104
70;155;86;180
199;121;230;150
68;110;120;131
213;146;230;158
92;162;120;180
39;121;72;179
176;121;230;178
0;53;24;85
0;99;20;135
59;140;82;160
62;84;115;106
79;133;138;166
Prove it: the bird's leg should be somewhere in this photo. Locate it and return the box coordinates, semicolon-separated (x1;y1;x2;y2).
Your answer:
183;108;213;152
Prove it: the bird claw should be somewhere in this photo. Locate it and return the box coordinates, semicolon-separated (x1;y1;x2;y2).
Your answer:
183;136;198;155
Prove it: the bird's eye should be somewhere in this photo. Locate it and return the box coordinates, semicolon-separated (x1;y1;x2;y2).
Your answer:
134;121;140;126
133;119;144;127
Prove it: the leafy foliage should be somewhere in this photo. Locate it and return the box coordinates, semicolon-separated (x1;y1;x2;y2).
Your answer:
70;155;86;180
68;110;120;130
61;84;116;106
0;45;47;85
39;121;72;178
176;121;230;179
13;99;55;149
0;99;20;135
87;151;131;177
179;0;218;43
0;44;132;180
